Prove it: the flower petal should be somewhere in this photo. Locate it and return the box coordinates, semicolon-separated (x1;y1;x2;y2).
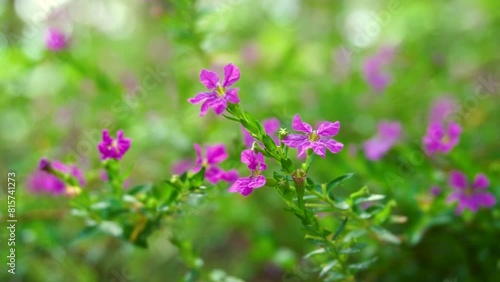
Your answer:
241;149;254;167
205;166;224;184
188;92;216;104
449;170;468;190
193;144;203;166
323;139;344;154
282;134;307;148
209;98;227;115
206;144;228;165
225;88;240;104
249;175;266;189
222;63;240;87
473;192;496;207
221;169;239;182
291;114;312;134
200;69;220;89
311;142;326;157
472;173;489;189
317;121;340;137
263;118;280;134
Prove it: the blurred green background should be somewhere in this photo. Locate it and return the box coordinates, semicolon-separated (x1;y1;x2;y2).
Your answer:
1;0;499;281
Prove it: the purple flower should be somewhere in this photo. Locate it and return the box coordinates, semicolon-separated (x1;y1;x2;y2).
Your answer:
45;28;68;51
194;144;238;184
429;96;458;124
363;121;401;161
229;150;267;196
28;158;85;195
430;186;441;196
447;171;496;214
282;114;343;158
242;118;280;147
422;122;461;155
98;129;132;160
362;47;395;92
188;63;241;116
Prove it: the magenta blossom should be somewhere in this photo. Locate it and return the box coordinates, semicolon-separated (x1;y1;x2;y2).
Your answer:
429;96;458;124
229;150;267;196
98;129;132;160
28;158;85;195
363;121;401;161
430;186;441;196
188;63;240;116
422;122;461;155
194;144;238;184
362;47;395;93
447;171;496;214
45;28;68;51
242;118;280;147
282;114;343;158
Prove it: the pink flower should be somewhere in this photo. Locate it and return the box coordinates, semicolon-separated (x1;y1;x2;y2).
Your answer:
429;96;458;124
28;158;85;195
282;114;343;158
362;47;395;93
45;28;68;51
422;122;461;155
363;121;401;161
188;63;241;116
98;130;132;160
194;144;238;184
242;118;280;147
229;150;267;196
447;171;496;214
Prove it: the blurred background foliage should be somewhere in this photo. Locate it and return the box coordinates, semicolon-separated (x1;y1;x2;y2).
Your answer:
0;0;499;281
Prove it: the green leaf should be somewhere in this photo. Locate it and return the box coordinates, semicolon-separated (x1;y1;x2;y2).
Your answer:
262;134;278;153
127;183;153;195
241;111;264;135
348;257;378;270
354;194;385;204
333;217;348;240
72;225;99;243
332;200;350;210
370;226;401;244
324;272;346;281
320;260;338;278
222;114;240;122
303;248;326;258
339;243;367;254
326;173;354;192
280;157;294;173
190;167;206;187
374;199;396;225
